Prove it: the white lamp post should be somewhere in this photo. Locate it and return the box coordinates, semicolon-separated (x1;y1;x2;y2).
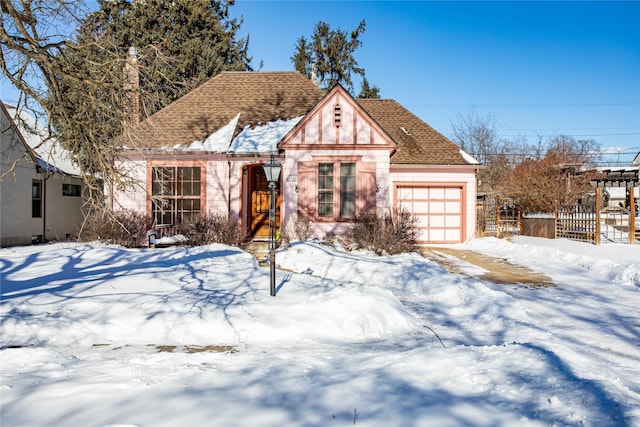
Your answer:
262;155;282;296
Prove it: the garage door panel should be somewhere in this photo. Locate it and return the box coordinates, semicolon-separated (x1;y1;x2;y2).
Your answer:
397;187;413;199
398;200;412;211
413;201;429;212
445;187;461;198
429;187;445;198
429;201;445;213
413;188;429;199
396;184;464;244
429;229;446;241
415;215;429;227
447;216;461;227
446;229;461;241
445;201;461;214
430;216;445;227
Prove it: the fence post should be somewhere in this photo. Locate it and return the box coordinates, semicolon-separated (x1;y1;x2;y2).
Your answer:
629;185;636;245
519;209;523;236
595;187;601;245
495;195;501;238
554;205;558;239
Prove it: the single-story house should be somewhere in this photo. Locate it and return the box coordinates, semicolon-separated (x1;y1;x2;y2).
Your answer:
112;71;480;244
1;102;86;247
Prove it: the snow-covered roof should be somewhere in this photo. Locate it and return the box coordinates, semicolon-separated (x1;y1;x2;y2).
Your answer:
180;114;302;154
459;149;480;165
228;116;302;154
3;103;81;176
186;113;240;152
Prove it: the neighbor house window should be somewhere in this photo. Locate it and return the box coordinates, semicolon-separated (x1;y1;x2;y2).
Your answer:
151;166;201;226
32;180;42;218
62;183;81;197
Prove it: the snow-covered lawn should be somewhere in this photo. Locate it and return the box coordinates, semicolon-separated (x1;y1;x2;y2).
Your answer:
1;236;639;426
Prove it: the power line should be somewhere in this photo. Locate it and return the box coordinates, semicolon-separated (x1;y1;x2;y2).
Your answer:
499;132;639;138
443;131;640;139
414;102;640;109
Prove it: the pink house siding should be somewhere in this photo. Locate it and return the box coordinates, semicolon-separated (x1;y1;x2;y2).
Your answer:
206;159;233;217
112;159;147;213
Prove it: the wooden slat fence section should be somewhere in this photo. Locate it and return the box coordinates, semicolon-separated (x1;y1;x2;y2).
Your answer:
476;196;521;238
600;206;639;243
556;204;597;244
497;199;520;237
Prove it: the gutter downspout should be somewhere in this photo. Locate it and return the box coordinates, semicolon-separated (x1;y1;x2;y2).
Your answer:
37;167;51;243
227;156;232;217
42;175;47;241
225;114;240;219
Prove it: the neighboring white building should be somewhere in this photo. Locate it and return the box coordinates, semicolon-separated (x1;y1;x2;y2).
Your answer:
1;103;86;247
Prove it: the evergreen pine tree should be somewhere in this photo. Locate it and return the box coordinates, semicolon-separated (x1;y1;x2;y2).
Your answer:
1;0;250;198
21;0;251;188
291;19;378;96
357;77;381;99
75;0;251;116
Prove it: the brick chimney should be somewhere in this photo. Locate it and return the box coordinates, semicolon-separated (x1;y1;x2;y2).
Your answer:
123;46;140;123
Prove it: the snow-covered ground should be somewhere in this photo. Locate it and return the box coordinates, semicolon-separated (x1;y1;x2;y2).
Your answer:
1;236;638;426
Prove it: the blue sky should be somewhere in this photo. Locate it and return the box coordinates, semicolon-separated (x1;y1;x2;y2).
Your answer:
232;0;640;165
1;1;638;165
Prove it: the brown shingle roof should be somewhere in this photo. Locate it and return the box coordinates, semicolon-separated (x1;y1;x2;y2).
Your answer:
130;71;470;166
132;71;324;148
357;99;468;165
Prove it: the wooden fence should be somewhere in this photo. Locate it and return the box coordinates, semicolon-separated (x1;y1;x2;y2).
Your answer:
478;189;637;244
476;196;520;238
556;204;598;244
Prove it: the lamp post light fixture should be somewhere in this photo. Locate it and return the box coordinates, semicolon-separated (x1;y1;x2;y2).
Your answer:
262;155;282;296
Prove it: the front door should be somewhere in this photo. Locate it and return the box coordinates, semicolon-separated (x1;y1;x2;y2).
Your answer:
248;165;281;238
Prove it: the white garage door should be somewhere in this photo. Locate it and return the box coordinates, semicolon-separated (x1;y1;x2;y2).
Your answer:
396;185;463;243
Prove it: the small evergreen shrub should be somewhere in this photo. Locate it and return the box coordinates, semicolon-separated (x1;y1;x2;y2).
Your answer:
347;210;419;255
80;209;147;248
185;213;240;246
